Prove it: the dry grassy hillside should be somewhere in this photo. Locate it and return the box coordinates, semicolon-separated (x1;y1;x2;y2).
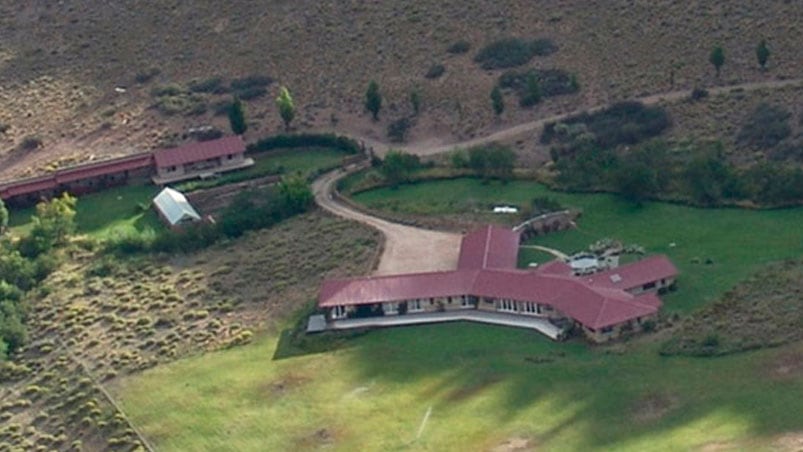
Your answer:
0;0;801;177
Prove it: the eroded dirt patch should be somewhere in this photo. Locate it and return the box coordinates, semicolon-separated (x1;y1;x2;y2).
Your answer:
490;436;539;452
631;392;679;423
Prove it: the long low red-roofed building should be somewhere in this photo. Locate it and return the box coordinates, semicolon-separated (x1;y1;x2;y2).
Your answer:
316;225;678;342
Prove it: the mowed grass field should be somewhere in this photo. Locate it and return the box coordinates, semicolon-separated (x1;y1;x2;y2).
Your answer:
113;176;803;451
353;178;803;313
6;147;347;238
115;325;803;451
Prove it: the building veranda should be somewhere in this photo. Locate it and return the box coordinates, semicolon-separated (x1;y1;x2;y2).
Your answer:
312;225;678;342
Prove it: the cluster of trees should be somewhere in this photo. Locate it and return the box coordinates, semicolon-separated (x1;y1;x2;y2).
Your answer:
554;140;803;207
379;151;422;187
0;194;76;359
227;85;297;135
452;145;517;182
709;39;772;77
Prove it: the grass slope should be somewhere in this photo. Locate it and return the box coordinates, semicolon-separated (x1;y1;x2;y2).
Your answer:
115;325;803;451
1;1;802;174
114;179;803;450
353;178;803;313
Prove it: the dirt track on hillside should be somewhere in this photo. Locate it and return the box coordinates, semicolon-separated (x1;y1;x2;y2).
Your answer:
335;77;803;157
311;78;802;274
312;169;461;275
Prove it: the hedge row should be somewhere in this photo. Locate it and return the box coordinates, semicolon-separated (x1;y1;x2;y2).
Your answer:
247;133;362;155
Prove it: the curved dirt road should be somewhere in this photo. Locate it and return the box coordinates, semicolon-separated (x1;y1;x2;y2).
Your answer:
313;78;802;274
339;77;803;157
312;168;461;276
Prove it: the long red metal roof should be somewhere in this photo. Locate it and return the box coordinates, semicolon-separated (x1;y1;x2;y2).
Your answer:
153;136;246;168
457;225;521;270
0;152;153;200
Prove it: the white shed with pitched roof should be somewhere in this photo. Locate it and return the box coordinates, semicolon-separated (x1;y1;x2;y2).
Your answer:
153;187;201;227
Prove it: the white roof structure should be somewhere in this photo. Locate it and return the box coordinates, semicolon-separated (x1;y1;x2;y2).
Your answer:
153;187;201;226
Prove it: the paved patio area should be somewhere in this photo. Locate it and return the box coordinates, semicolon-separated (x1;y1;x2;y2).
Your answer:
307;310;564;340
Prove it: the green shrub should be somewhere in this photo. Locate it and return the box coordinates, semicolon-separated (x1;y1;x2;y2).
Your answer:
498;68;579;99
134;67;160;84
474;37;557;70
230;75;273;91
247;133;361;154
425;64;445;79
542;101;670;152
387;117;413;143
188;77;226;94
447;40;471;54
737;103;791;148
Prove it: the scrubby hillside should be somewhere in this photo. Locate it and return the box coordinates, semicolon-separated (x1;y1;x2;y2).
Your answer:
0;0;801;177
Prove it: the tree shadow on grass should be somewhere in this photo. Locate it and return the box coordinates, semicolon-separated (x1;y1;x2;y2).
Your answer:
340;322;803;449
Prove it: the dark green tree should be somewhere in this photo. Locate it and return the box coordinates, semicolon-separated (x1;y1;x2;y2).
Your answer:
410;89;421;115
709;46;725;77
228;97;247;135
756;40;770;70
520;73;542;107
365;80;382;120
380;150;420;187
278;175;314;214
19;193;77;258
491;86;504;115
0;198;7;235
485;145;516;181
276;86;296;131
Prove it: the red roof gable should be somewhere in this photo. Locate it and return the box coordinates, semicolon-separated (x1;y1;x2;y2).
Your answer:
586;255;678;291
457;225;521;270
153;136;246;168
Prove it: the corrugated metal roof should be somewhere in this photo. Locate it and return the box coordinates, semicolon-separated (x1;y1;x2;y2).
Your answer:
152;187;201;226
457;225;521;270
586;255;678;291
0;152;153;200
153;136;246;168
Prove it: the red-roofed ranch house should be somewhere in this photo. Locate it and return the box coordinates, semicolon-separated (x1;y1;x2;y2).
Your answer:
152;136;253;184
315;225;678;342
0;136;254;207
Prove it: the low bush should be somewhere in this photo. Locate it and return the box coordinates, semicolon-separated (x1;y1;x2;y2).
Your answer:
19;136;42;150
188;77;226;94
446;40;471;54
690;87;709;101
134;67;160;84
542;101;670;152
230;75;273;91
737;103;791;148
247;133;361;154
498;68;579;98
474;37;557;70
424;64;445;79
387;117;413;143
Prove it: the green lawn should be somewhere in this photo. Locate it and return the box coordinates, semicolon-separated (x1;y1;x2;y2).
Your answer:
8;184;162;239
115;324;803;451
353;178;803;313
113;176;803;451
